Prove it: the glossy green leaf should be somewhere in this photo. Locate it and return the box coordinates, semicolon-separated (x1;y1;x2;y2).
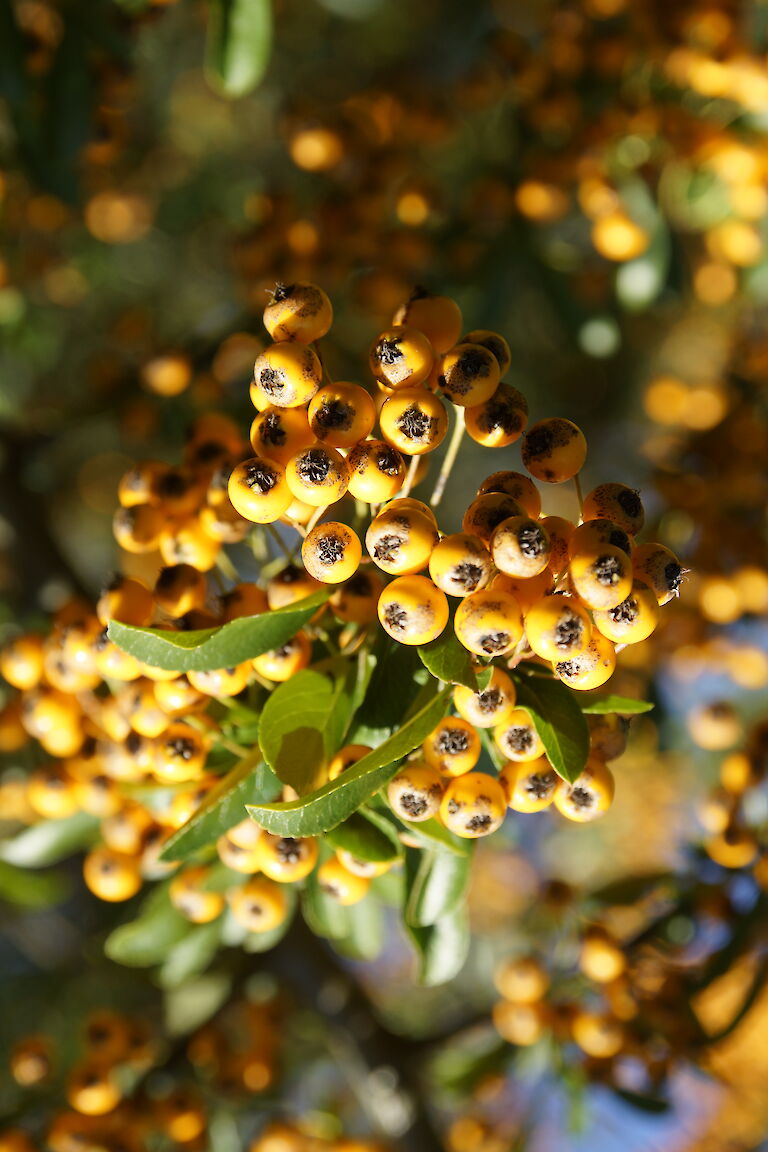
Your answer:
165;973;233;1037
108;590;328;672
160;750;279;863
404;848;472;928
325;808;402;863
104;885;191;967
0;860;69;908
302;874;382;960
397;816;472;856
0;812;98;868
158;920;223;988
349;633;422;745
205;0;272;99
406;905;470;986
580;695;654;715
512;674;589;785
418;608;479;690
247;685;451;836
258;666;354;795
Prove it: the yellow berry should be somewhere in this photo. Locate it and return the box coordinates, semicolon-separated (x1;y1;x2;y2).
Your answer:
346;439;406;502
308;382;376;448
422;716;481;777
554;758;615;822
285;443;350;507
251;342;322;409
438;343;500;407
379;387;449;455
439;772;507;838
228;876;290;932
428;533;492;597
592;579;660;644
366;504;439;575
393;289;463;353
454;589;523;657
465;383;528;447
500;757;558;813
387;761;445;822
369;325;434;389
632;542;685;605
377;576;449;645
569;546;633;611
302;521;362;584
582;482;644;535
263;281;332;343
521;418;587;483
494;709;545;762
228;456;293;523
317;856;371;905
453;667;517;729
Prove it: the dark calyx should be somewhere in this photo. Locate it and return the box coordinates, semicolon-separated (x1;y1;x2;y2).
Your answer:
297;448;331;484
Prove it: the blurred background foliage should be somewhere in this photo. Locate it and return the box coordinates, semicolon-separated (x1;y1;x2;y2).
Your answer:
2;0;768;1149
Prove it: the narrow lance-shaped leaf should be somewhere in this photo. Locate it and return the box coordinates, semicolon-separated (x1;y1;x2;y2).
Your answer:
258;666;355;796
0;812;98;868
247;686;451;837
325;808;402;863
108;590;328;672
580;695;654;715
512;672;589;785
160;749;279;863
205;0;272;99
405;905;470;986
404;847;472;928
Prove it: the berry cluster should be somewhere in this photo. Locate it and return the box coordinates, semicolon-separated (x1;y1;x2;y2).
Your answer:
0;283;682;936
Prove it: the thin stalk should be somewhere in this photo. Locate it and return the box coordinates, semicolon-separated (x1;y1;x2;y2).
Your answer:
264;521;295;562
430;407;465;507
305;503;329;535
573;471;584;520
400;454;420;498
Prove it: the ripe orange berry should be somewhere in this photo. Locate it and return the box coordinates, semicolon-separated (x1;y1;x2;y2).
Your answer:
439;772;507;838
302;522;362;584
494;709;545;762
346;439;406;502
169;866;225;923
285;443;350;507
308;382;376;448
96;577;153;627
465;383;528;447
494;955;549;1002
491;516;551;579
453;667;517;729
462;492;525;545
454;589;523;657
83;847;143;903
0;634;45;690
521;418;587;483
249;405;315;464
317;857;371;905
525;594;592;661
582;482;645;535
379;388;449;455
422;716;481;777
377;575;449;645
500;757;559;813
553;631;616;690
569;546;633;611
113;504;165;553
329;569;383;623
153;564;207;618
428;533;492;597
554;758;615;821
387;761;445;822
256;834;318;882
366;504;439;575
228;876;289;932
252;631;312;681
392;288;463;353
477;471;542;517
632;542;685;605
592;579;660;644
438;343;500;407
228;456;293;523
263;281;332;343
463;328;511;375
369;325;434;389
251;343;322;409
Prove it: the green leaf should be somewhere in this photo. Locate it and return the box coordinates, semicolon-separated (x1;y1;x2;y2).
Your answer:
247;686;451;836
302;873;382;960
158;920;223;988
512;674;589;785
165;973;232;1037
405;905;470;986
349;634;422;745
404;848;472;928
258;666;354;795
205;0;272;99
325;808;402;863
0;860;69;908
580;696;654;715
108;590;328;672
418;608;479;690
397;817;472;856
104;885;191;967
160;750;279;863
0;812;98;868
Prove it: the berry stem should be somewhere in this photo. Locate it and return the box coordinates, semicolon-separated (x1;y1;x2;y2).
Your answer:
400;454;420;498
215;550;240;584
305;503;329;535
430;407;466;507
573;472;584;520
263;522;296;562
